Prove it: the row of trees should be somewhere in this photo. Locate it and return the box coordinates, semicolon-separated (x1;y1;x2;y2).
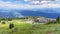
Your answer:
0;16;60;24
0;18;12;22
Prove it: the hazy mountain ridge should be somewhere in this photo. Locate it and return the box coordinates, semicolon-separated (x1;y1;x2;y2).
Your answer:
0;8;60;18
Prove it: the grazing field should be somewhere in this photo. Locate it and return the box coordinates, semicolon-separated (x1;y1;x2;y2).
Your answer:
0;21;60;34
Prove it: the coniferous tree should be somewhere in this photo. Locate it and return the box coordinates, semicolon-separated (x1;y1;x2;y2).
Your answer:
56;16;60;23
9;23;14;29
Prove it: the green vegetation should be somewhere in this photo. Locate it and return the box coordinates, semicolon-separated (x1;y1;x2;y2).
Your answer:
47;16;60;24
0;16;60;34
56;16;60;24
9;23;14;29
1;21;6;24
0;23;60;34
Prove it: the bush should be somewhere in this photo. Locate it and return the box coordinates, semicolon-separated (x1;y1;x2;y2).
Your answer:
9;23;14;29
1;21;5;24
47;21;56;24
7;18;12;21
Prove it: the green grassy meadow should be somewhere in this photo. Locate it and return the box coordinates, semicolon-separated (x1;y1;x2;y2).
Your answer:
0;20;60;34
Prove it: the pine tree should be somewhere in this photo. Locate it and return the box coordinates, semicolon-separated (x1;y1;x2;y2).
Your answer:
56;16;60;23
9;23;14;29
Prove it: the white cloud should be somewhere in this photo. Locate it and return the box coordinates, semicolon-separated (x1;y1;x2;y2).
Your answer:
0;3;60;9
24;0;30;2
0;0;60;10
30;1;40;4
14;12;24;17
25;0;56;4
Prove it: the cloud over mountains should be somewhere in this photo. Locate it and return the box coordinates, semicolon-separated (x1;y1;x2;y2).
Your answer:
0;0;60;10
0;0;60;17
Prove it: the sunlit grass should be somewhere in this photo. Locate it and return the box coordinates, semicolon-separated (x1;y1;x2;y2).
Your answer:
0;21;60;34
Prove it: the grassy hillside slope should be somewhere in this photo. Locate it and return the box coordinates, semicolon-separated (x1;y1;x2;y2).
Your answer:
0;21;60;34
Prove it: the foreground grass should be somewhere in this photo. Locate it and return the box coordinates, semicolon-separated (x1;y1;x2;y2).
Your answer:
0;22;60;34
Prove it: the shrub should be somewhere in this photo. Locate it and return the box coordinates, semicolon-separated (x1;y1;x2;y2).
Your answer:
9;23;14;29
7;18;12;21
1;21;5;24
47;21;56;24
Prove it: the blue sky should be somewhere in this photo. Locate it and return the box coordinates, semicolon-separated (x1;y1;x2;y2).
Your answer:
0;0;60;10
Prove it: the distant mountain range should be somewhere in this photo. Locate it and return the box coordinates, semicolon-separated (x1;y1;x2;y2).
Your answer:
0;8;60;18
